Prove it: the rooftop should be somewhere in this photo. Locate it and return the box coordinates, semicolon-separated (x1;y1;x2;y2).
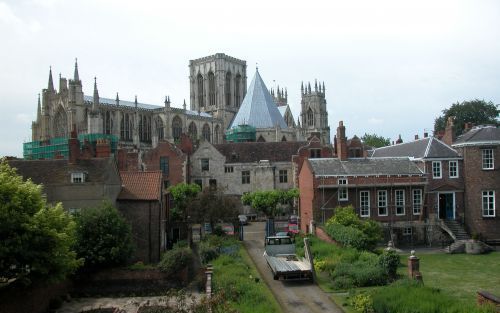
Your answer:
118;171;162;201
309;157;424;177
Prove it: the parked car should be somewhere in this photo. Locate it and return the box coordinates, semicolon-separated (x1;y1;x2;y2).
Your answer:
289;215;299;224
215;223;235;235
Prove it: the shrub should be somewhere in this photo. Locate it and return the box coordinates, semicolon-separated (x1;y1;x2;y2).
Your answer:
378;250;400;279
332;254;387;288
332;275;355;290
158;247;193;276
326;224;369;250
350;293;374;313
199;241;220;264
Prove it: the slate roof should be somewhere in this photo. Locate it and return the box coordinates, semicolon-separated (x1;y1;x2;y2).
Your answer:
370;137;459;159
277;106;287;117
214;141;307;163
8;158;119;185
229;70;288;129
118;171;162;201
453;125;500;147
309;158;424;176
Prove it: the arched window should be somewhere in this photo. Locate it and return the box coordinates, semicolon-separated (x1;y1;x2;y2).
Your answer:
155;116;164;140
120;114;125;139
202;123;211;142
197;73;204;107
172;116;182;141
188;122;197;142
307;108;314;126
139;115;144;141
208;71;215;106
53;107;67;138
104;111;112;134
225;72;231;107
122;113;132;141
257;135;266;142
214;125;220;144
235;74;241;107
145;116;151;142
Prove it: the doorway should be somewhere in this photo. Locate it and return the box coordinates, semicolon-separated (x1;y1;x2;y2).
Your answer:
438;193;455;220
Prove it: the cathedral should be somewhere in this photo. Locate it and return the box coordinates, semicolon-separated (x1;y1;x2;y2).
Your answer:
30;53;330;155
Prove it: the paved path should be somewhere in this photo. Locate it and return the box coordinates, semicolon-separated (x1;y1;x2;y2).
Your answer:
243;222;344;313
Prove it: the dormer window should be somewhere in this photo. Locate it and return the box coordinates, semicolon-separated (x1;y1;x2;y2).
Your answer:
71;172;85;183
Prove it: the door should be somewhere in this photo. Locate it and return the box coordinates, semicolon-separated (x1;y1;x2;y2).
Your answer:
438;193;455;220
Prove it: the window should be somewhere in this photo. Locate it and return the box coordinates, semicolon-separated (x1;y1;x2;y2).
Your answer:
202;124;211;142
188;122;197;142
197;73;204;107
224;166;234;173
360;191;370;217
208;72;215;106
172;116;182;141
482;149;494;170
403;227;412;236
432;161;442;178
338;179;348;201
395;190;405;215
449;161;458;178
310;149;321;158
279;170;288;183
225;72;232;106
413;189;422;215
194;179;202;188
71;172;85;183
160;156;169;175
378;190;387;216
201;158;209;171
235;74;241;107
209;179;217;189
242;170;250;184
482;191;495;217
307;108;314;126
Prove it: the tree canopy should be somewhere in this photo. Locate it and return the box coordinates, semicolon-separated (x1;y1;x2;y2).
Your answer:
361;133;390;148
434;99;499;137
0;159;82;284
189;187;239;227
168;183;201;221
74;202;134;269
241;189;299;217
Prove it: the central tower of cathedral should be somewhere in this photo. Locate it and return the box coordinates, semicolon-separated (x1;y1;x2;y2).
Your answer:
189;53;247;131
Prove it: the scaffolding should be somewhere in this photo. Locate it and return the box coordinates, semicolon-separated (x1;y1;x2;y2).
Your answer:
226;124;256;142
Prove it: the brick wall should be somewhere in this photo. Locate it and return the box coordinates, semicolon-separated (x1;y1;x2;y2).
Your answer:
299;159;315;233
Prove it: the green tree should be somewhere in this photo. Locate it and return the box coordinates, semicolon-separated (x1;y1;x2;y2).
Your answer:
434;99;499;137
0;160;81;284
361;133;390;148
74;202;134;269
168;183;201;221
241;188;299;217
189;187;239;229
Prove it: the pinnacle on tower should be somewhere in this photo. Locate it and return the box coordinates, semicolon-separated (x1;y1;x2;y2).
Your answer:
301;82;304;95
37;93;41;118
308;82;311;94
183;99;187;110
115;92;120;105
134;95;138;108
315;79;318;92
322;82;325;94
285;88;287;99
74;58;80;81
48;66;54;91
92;77;99;110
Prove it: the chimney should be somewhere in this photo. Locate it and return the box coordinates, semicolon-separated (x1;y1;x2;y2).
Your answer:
95;139;111;158
68;125;80;164
336;121;348;161
423;132;428;138
396;134;403;144
414;134;419;140
442;116;455;146
464;122;473;133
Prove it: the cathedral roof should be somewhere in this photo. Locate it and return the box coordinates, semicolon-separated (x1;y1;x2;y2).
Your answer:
229;70;288;130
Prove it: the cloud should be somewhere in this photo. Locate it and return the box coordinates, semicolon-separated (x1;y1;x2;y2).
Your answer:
368;117;384;125
0;1;41;33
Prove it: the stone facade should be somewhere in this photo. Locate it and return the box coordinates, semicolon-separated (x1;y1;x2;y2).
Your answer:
300;81;330;144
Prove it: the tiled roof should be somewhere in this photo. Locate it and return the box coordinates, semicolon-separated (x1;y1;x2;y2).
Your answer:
229;69;288;129
214;141;307;163
453;125;500;147
118;171;162;201
309;158;424;176
371;137;459;159
8;158;119;185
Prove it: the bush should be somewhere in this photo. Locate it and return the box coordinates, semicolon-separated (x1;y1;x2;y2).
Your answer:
332;275;355;290
326;205;362;228
350;293;374;313
199;241;220;264
74;202;134;270
326;224;369;250
158;247;193;276
378;250;400;279
332;253;387;289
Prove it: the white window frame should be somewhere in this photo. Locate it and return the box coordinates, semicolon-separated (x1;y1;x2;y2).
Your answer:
338;178;348;201
432;161;442;179
241;170;250;184
395;189;405;215
360;190;370;217
377;190;388;216
482;149;494;170
201;158;210;171
279;170;288;183
71;172;85;183
412;189;422;215
482;190;495;217
403;227;412;236
224;166;234;173
449;160;458;178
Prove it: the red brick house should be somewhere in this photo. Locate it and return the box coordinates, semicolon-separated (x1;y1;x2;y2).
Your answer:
452;125;500;243
117;171;165;263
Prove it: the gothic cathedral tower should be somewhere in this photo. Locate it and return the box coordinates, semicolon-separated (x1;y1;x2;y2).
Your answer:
300;80;330;144
189;53;247;131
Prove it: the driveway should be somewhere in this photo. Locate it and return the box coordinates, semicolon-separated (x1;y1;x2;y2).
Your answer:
243;222;344;313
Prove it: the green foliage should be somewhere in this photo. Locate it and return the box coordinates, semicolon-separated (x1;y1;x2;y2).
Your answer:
350;293;374;313
372;279;496;313
168;183;201;221
434;99;499;137
361;133;390;148
189;187;238;227
326;205;362;228
332;253;387;288
74;202;134;269
0;160;82;284
158;247;193;276
378;250;400;279
241;188;298;217
326;224;370;250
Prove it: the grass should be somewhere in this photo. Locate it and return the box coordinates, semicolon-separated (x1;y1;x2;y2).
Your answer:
211;241;282;313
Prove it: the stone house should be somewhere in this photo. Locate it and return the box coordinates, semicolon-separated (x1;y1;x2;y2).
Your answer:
117;171;165;263
452;125;500;243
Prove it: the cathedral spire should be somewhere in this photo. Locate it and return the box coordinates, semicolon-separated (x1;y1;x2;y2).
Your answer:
301;82;304;95
92;77;99;110
134;95;138;108
37;93;41;118
74;58;80;81
183;99;187;110
48;66;54;91
115;92;120;105
314;79;318;92
322;82;325;94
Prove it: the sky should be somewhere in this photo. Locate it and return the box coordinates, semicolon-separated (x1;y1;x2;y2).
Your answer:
1;0;499;157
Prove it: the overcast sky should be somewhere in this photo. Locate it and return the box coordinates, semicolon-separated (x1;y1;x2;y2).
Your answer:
1;0;499;157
